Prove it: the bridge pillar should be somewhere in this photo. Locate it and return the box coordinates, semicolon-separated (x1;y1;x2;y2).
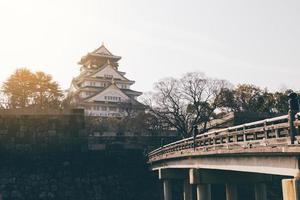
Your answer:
183;179;193;200
163;179;172;200
225;184;238;200
159;169;189;200
255;183;267;200
196;184;211;200
189;169;212;200
282;178;300;200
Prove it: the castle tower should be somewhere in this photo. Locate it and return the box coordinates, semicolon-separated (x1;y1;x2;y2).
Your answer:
68;43;143;117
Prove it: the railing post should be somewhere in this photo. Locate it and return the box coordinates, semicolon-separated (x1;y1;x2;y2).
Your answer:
263;121;268;139
297;114;300;136
226;129;231;146
234;133;238;143
275;128;280;138
288;92;299;144
193;125;198;151
243;125;246;142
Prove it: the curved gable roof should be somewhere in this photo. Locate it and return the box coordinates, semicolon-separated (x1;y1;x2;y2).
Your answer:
85;84;130;102
88;62;130;81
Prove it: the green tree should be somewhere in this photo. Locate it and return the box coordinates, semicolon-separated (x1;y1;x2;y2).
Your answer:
256;90;275;113
2;68;63;110
2;68;35;108
217;84;295;114
273;90;294;113
216;88;238;112
218;84;277;113
233;84;263;112
33;71;63;109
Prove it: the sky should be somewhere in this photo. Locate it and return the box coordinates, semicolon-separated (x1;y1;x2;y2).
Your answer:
0;0;299;93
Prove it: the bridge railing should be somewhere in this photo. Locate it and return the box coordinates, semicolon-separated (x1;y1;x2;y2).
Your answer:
148;112;300;161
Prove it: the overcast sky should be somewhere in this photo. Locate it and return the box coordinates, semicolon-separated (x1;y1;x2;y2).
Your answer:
0;0;299;92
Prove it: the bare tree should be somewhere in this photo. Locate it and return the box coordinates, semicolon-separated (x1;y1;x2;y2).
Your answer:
143;72;230;138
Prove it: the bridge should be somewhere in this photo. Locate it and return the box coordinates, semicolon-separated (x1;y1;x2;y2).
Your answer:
148;112;300;200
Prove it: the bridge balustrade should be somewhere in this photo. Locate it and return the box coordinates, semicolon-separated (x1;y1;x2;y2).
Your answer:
148;113;299;162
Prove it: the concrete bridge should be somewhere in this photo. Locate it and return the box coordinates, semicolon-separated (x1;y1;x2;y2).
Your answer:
148;112;300;200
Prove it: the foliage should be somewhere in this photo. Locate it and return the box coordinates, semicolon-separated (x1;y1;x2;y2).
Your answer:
142;72;299;138
218;84;296;114
2;68;35;108
33;71;63;109
2;68;63;110
273;90;294;113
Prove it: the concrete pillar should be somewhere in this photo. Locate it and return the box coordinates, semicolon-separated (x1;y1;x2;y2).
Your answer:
196;184;211;200
163;179;172;200
282;178;300;200
255;183;267;200
183;179;193;200
226;184;238;200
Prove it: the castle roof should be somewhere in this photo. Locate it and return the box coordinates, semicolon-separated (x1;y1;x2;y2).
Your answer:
79;43;121;65
87;60;130;81
83;81;142;102
92;43;114;55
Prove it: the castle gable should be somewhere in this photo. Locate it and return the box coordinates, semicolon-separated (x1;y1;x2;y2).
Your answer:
90;64;127;81
86;84;129;102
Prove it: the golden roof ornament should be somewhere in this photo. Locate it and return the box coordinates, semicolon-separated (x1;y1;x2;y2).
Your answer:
111;78;115;85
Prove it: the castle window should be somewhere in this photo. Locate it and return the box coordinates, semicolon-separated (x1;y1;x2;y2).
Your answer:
104;96;121;101
85;91;94;96
100;82;107;87
93;105;100;111
104;74;113;79
90;82;96;86
109;107;117;111
101;106;107;111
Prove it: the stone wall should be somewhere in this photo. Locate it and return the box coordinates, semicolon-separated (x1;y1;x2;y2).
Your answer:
0;111;179;153
0;152;160;200
0;111;86;154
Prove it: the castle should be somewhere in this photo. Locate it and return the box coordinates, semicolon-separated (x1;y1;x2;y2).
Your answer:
68;43;143;117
